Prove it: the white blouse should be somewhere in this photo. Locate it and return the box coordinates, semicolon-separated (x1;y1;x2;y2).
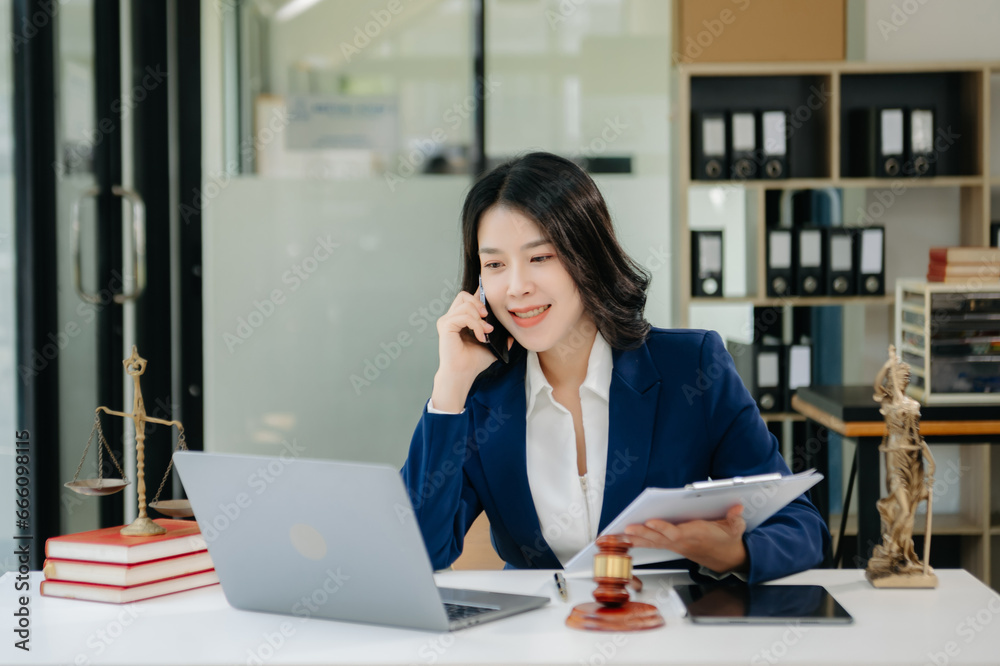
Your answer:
523;331;611;566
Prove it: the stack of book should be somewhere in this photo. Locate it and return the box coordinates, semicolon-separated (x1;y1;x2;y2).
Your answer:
927;247;1000;283
41;518;218;604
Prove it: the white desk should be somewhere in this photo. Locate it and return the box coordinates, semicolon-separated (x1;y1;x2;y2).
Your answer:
3;569;999;665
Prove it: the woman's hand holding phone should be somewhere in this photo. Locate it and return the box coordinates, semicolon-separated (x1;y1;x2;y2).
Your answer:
431;291;510;413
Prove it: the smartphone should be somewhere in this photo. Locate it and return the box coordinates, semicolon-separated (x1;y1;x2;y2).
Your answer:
478;275;510;364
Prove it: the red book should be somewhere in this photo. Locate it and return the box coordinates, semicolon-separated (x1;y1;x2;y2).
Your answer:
45;519;205;565
927;273;1000;283
927;263;1000;278
43;550;214;586
928;247;1000;265
40;569;219;604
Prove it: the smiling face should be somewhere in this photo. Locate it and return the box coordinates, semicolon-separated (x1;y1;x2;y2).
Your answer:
477;206;593;355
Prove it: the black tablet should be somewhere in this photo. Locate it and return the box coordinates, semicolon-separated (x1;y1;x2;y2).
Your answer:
674;584;854;625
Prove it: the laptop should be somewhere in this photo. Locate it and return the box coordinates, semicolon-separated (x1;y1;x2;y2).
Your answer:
172;451;548;631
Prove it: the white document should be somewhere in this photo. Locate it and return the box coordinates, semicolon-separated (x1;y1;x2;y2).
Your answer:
788;345;812;390
731;112;756;151
699;234;723;272
757;352;781;389
909;109;934;153
768;230;792;269
860;228;884;274
762;111;787;155
830;236;853;271
880;109;904;155
703;117;726;156
562;469;823;576
799;230;822;268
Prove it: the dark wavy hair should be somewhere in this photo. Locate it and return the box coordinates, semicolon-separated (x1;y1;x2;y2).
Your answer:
459;152;651;352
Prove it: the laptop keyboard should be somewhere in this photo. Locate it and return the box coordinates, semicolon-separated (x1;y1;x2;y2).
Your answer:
444;603;495;622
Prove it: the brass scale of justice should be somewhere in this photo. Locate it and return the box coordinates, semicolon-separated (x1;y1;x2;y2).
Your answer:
65;346;192;536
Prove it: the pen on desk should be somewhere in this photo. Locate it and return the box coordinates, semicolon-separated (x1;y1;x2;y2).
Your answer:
554;572;569;602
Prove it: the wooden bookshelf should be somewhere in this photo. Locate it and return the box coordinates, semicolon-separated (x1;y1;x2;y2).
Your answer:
674;60;998;324
674;61;1000;589
690;295;895;307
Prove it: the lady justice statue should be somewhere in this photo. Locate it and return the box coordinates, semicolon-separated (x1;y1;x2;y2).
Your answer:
866;345;938;588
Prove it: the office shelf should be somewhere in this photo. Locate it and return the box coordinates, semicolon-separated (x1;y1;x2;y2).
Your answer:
675;60;997;327
836;176;985;189
675;60;1000;589
694;176;987;191
690;178;836;191
680;60;1000;76
690;295;895;308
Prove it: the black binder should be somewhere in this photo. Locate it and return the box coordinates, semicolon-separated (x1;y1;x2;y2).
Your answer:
760;110;788;179
766;229;793;297
854;226;886;295
825;228;855;295
991;221;999;248
692;112;727;180
850;107;905;178
907;108;935;177
691;230;724;297
730;111;758;180
727;340;785;413
794;227;825;296
784;343;812;412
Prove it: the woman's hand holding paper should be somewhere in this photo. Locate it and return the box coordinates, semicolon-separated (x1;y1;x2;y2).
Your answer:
623;504;749;575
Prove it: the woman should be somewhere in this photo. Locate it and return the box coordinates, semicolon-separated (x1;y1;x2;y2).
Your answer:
401;152;829;583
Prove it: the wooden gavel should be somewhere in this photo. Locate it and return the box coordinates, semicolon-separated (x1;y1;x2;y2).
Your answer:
565;535;665;631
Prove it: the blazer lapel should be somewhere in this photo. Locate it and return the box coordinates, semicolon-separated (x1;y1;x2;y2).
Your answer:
599;342;661;531
472;361;559;567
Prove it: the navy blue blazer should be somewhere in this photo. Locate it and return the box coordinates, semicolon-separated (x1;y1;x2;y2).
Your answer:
401;328;830;583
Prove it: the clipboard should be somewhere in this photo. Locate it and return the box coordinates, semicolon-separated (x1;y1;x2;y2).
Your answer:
562;469;822;576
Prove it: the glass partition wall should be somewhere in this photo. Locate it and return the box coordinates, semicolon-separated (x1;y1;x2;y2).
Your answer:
203;0;671;465
204;0;476;465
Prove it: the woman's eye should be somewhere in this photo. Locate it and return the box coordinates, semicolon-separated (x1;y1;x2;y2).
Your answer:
483;261;502;270
531;255;554;263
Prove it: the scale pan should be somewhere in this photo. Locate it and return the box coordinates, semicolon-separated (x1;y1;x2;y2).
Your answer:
65;479;129;496
149;499;194;518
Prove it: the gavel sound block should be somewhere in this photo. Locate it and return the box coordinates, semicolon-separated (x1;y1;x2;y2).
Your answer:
566;535;665;631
